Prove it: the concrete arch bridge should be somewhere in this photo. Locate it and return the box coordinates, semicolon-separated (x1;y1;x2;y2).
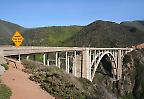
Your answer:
0;46;133;82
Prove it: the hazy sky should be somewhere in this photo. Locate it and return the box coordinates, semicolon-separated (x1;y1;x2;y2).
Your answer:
0;0;143;27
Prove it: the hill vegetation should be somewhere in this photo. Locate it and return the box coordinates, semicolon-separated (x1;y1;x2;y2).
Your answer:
0;19;25;45
121;20;144;31
22;60;99;98
23;26;83;46
0;83;12;99
69;20;144;47
0;19;144;48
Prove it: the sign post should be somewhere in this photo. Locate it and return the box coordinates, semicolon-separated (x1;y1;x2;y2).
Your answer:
12;31;24;61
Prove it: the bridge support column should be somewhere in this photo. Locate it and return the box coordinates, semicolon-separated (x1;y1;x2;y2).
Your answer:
46;54;50;66
65;52;69;73
112;50;118;79
117;50;122;80
26;56;30;60
72;51;77;76
89;50;91;80
73;52;82;77
82;48;91;80
58;57;61;68
47;59;50;66
55;52;58;66
18;54;21;61
43;53;46;65
68;57;70;73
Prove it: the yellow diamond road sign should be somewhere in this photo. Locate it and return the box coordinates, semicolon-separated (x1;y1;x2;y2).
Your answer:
12;31;24;47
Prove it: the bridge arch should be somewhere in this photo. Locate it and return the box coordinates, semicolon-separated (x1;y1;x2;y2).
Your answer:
91;51;117;81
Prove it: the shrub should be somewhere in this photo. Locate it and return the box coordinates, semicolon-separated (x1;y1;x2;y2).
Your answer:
1;64;9;70
0;84;12;99
121;92;134;99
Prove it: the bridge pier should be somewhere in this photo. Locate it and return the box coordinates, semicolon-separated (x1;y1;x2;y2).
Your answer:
55;52;58;67
73;52;82;77
72;51;77;76
82;48;91;80
117;50;122;80
47;59;50;66
58;57;61;68
113;50;118;79
43;53;46;65
26;55;30;60
67;56;70;73
65;52;69;73
18;54;21;61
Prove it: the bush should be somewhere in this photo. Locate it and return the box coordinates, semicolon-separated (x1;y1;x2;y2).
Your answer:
121;92;134;99
0;84;12;99
23;60;99;98
28;66;98;98
1;64;9;70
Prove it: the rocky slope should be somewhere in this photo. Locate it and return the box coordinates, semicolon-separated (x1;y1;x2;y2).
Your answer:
121;49;144;99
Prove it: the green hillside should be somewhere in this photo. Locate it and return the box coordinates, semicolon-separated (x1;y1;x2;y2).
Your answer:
69;20;144;47
23;26;83;46
0;19;144;48
0;19;25;45
121;20;144;31
0;19;82;46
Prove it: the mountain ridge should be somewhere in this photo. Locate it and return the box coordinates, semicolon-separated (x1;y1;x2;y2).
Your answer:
68;20;144;47
0;19;144;48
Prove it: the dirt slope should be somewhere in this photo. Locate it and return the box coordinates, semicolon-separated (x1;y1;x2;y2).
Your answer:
1;61;54;99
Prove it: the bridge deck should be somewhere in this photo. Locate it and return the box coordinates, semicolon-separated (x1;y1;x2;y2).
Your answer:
0;46;133;56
